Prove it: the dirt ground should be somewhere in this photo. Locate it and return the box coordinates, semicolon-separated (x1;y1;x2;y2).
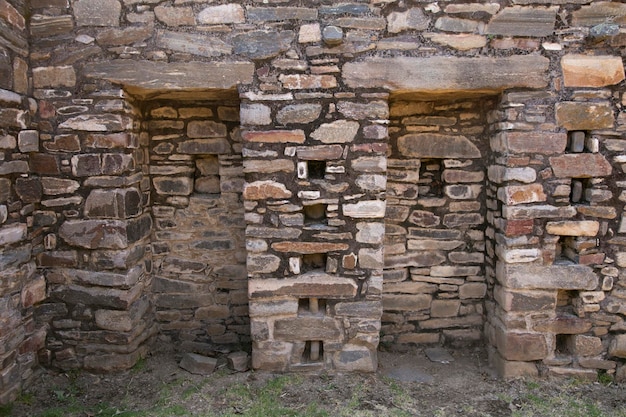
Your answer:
8;346;626;417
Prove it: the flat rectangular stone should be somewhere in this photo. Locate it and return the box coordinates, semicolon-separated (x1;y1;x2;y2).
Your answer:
344;55;549;91
343;200;386;218
555;102;614;130
486;6;557;37
274;317;341;341
503;205;576;220
546;221;599;237
491;131;566;154
496;262;599;290
549;154;612;178
562;54;625;88
249;274;358;299
382;294;431;311
271;242;349;254
242;130;306;144
156;30;231;58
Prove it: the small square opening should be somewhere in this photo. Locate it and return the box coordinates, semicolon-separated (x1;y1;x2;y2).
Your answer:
302;253;327;272
555;334;573;356
302;341;324;362
298;298;327;315
304;203;327;223
308;160;326;179
555;236;577;264
418;159;443;197
570;178;591;204
567;131;586;153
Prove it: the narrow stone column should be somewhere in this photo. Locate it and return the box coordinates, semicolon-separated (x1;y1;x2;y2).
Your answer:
242;85;388;372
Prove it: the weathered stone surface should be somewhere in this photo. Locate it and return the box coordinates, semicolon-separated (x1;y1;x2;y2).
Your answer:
343;201;386;218
496;329;548;361
153;177;193;196
276;104;321;125
242;130;305;144
387;8;430;33
233;30;294;60
179;353;217;375
344;56;549;91
496;263;598;290
424;33;487;51
398;134;480;159
296;145;343;160
494;287;556;312
95;25;153;46
33;66;76;88
491;131;566;154
0;224;27;246
41;177;80;196
383;294;431;311
310;120;359;144
275;317;341;341
156;30;231;57
562;54;625;88
243;181;292;200
249;274;358;299
83;60;254;99
246;254;281;274
154;6;194;26
486;6;557;37
549;154;611;178
533;315;591;334
609;334;626;358
198;4;245;25
177;139;230;154
545;221;599;237
74;0;121;26
84;188;142;219
571;2;626;27
59;215;151;249
271;242;349;254
497;184;546;206
555;102;614;130
503;205;576;220
59;114;130;132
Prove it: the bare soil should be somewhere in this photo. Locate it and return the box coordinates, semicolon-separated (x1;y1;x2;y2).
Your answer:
9;346;626;417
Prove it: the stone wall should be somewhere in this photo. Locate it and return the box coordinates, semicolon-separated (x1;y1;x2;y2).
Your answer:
0;0;47;403
1;0;626;401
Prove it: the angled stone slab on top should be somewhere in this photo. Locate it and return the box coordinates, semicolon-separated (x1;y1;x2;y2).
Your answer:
82;60;254;100
344;55;549;92
496;263;599;291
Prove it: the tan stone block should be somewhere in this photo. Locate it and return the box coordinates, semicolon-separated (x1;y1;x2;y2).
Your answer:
279;74;336;89
545;220;599;237
274;317;342;341
431;299;460;318
383;282;437;294
555;102;614;130
609;334;626;358
271;241;349;254
397;333;440;344
496;329;548;361
459;283;487;299
343;200;386;219
382;294;431;311
310;120;359;144
547;366;597;381
424;33;486;51
242;130;305;144
154;5;194;26
420;315;483;329
532;315;591;334
562;54;625;88
492;352;539;378
398;133;481;159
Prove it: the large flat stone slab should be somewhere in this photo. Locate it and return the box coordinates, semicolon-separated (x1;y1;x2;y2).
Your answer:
496;263;598;290
344;55;549;92
82;60;254;100
249;273;358;299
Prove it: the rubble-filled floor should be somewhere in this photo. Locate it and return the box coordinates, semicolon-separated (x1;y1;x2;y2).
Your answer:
8;347;626;417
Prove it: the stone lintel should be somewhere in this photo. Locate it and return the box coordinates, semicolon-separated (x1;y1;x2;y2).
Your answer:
82;60;254;100
344;55;549;91
249;274;358;299
496;263;599;291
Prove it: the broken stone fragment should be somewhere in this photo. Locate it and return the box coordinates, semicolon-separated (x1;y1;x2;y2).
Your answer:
227;352;249;372
179;353;217;375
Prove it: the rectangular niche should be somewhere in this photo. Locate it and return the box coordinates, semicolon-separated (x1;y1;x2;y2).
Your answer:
304;203;327;224
418;158;444;198
301;253;328;273
298;298;327;316
298;160;327;180
302;341;324;363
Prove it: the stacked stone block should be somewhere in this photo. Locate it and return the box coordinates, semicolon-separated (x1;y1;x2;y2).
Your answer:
242;91;387;372
382;96;495;347
0;0;47;403
146;100;248;354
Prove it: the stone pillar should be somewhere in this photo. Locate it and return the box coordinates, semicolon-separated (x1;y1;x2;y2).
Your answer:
242;86;387;372
0;0;47;403
37;89;155;372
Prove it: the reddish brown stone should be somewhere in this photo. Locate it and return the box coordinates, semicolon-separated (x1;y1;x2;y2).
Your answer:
496;329;548;361
30;154;60;175
549;153;612;178
242;130;306;144
279;74;337;89
243;180;292;200
44;135;81;152
504;219;534;236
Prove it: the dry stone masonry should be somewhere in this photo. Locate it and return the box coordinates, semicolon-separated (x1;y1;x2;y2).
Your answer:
1;0;626;401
